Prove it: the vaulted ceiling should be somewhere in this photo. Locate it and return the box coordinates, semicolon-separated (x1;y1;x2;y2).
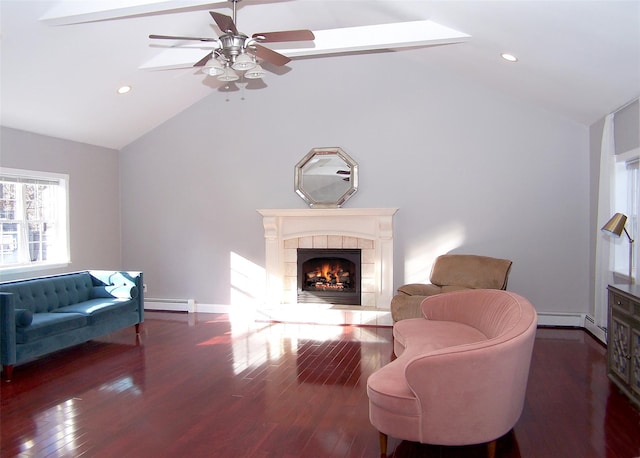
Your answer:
1;0;639;150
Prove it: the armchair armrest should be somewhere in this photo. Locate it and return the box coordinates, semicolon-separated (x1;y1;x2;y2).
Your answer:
397;283;442;296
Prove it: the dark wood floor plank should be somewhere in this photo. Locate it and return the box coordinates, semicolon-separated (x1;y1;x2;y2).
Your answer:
2;313;639;457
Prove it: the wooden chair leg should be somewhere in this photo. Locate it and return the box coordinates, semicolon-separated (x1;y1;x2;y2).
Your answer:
379;431;388;457
487;439;497;458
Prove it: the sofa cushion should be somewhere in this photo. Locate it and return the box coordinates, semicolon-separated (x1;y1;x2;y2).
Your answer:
367;358;421;417
393;318;488;357
16;312;87;344
53;298;138;325
15;309;33;327
368;319;489;416
0;272;94;313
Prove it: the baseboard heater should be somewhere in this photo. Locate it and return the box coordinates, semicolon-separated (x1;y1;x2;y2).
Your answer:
584;314;607;344
144;298;195;313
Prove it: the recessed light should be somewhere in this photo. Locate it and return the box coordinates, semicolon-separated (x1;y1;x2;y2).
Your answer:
501;53;518;62
117;85;132;94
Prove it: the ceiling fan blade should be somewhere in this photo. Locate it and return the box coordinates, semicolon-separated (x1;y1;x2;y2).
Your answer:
193;52;213;67
210;11;238;35
252;30;315;43
253;44;291;66
150;34;218;42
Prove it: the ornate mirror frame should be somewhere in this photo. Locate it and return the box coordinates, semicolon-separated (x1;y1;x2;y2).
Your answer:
294;147;358;208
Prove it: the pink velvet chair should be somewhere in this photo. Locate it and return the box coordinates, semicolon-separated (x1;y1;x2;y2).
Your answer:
367;289;537;457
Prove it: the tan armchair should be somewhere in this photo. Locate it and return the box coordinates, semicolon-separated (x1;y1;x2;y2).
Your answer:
390;254;512;322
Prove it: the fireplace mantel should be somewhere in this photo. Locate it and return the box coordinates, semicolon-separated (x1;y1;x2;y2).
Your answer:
258;208;398;308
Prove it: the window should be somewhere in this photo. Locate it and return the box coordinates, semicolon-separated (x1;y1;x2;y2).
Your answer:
0;168;69;272
612;151;639;282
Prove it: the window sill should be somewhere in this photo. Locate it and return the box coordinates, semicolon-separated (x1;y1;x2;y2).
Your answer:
0;261;71;277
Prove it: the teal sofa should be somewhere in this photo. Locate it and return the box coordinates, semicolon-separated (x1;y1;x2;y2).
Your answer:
0;270;143;381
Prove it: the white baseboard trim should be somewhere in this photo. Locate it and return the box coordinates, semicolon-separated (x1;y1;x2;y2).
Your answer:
177;302;393;326
583;314;607;344
254;304;393;327
144;298;195;313
536;312;584;327
145;302;603;336
195;303;231;314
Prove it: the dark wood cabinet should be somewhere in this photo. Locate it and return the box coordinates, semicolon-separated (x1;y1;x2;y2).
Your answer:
607;284;640;407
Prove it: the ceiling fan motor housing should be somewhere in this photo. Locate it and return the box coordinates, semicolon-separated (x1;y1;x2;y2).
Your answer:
218;33;250;63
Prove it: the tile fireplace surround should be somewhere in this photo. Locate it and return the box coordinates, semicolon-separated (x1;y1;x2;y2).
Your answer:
257;208;397;326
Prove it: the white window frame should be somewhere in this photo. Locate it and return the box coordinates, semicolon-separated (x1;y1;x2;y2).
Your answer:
0;167;70;274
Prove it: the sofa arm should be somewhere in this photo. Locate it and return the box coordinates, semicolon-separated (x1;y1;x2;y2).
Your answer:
91;285;138;299
0;293;17;367
404;325;536;446
89;270;144;323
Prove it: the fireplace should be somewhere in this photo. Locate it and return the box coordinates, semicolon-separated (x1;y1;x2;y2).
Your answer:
257;208;398;308
297;248;361;305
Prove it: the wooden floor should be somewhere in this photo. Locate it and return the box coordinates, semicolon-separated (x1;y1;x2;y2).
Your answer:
1;312;639;458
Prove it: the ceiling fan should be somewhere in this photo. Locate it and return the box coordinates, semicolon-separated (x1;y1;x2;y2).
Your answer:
41;2;471;74
149;0;314;81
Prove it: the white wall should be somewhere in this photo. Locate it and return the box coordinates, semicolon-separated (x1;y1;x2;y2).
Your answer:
0;126;122;281
120;49;590;314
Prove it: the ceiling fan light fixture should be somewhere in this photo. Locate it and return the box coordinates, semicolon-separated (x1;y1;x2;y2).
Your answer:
150;4;315;88
244;64;266;79
203;59;224;76
218;66;239;82
501;53;518;62
232;52;256;71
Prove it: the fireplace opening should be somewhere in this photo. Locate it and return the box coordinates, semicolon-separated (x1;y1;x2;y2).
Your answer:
297;248;361;305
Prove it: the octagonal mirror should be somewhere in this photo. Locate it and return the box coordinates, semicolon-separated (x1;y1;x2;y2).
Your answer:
295;147;358;208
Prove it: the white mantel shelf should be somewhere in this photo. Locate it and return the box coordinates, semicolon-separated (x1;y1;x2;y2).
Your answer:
257;208;398;316
258;208;398;217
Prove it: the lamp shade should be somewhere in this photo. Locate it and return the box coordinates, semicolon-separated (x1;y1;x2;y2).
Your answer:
203;59;224;76
218;66;239;82
232;53;256;71
602;213;628;237
244;64;266;79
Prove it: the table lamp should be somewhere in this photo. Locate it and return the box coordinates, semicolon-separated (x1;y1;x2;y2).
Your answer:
601;213;635;284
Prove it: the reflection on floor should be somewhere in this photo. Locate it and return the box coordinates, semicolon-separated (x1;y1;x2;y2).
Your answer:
1;312;639;457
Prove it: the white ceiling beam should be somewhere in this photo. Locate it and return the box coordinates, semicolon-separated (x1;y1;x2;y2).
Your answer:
140;47;214;70
140;20;470;70
275;21;470;57
40;0;224;25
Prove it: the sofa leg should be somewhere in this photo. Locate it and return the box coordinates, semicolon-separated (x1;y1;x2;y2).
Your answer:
379;431;388;457
487;439;497;458
135;323;142;334
2;365;14;382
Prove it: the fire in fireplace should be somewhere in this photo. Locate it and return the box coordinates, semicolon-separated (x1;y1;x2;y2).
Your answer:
297;248;361;305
